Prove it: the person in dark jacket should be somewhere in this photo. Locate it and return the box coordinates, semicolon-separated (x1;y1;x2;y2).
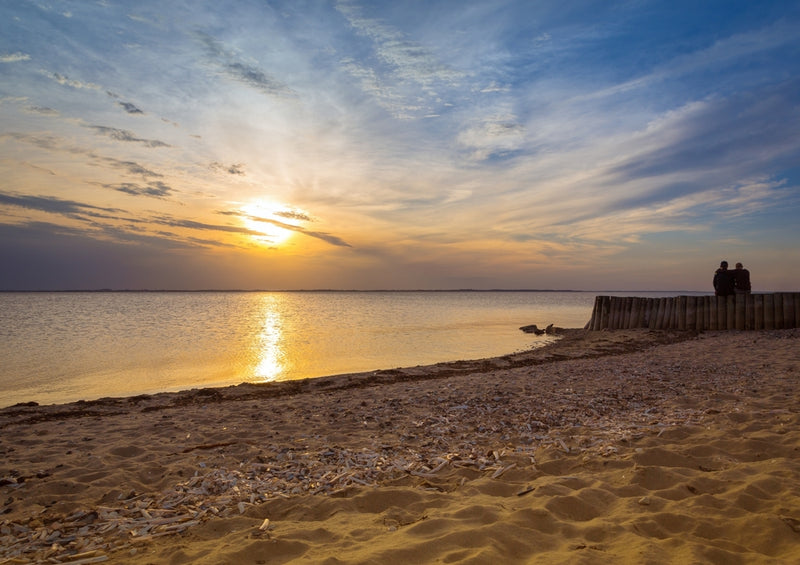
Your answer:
732;262;751;294
713;260;736;296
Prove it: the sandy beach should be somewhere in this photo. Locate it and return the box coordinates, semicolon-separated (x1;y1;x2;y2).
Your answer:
1;328;799;564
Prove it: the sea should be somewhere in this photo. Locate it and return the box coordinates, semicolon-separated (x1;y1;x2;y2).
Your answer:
0;290;682;408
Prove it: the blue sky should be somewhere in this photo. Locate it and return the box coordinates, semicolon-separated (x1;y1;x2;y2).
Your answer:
1;0;798;290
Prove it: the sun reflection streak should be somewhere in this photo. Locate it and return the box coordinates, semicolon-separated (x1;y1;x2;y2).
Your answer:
254;296;287;381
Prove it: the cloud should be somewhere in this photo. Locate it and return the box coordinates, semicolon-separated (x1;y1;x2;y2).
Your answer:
0;221;216;291
211;162;245;175
3;132;166;179
335;0;462;118
0;192;267;251
248;215;352;247
604;80;800;194
0;52;30;63
101;181;174;198
89;126;170;147
3;132;67;152
119;101;144;114
576;20;800;104
98;157;163;178
106;91;145;114
0;191;122;218
457;113;525;161
274;210;312;221
24;106;59;116
152;216;264;236
195;32;297;98
335;1;462;87
39;70;101;90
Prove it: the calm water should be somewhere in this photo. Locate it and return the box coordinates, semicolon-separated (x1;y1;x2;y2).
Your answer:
0;291;671;407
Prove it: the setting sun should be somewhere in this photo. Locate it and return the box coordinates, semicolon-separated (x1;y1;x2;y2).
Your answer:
239;199;307;246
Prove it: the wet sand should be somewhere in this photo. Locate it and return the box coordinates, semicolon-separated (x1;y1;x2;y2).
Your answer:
1;328;799;564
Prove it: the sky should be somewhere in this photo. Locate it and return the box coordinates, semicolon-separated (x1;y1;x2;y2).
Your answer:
1;0;799;291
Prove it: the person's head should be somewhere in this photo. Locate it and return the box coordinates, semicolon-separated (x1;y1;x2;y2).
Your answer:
720;260;728;269
735;262;743;269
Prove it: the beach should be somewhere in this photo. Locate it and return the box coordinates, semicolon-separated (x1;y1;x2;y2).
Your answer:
1;328;799;564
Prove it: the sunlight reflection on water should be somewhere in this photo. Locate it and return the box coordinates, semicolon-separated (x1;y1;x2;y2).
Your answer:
253;295;286;382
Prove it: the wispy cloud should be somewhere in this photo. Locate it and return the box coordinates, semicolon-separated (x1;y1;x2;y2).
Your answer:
105;91;145;114
4;132;170;183
335;0;462;118
39;70;101;90
248;214;352;247
89;126;170;147
0;191;121;217
210;162;245;175
24;106;59;116
119;101;144;114
99;181;175;199
96;156;163;178
0;52;30;63
194;31;297;98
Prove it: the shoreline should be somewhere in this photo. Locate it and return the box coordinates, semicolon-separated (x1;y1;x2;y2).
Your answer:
1;328;693;416
2;328;799;564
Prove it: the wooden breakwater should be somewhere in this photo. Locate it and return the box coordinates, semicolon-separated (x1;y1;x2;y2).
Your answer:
587;293;800;331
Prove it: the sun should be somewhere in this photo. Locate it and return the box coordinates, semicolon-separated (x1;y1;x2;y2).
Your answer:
239;199;305;246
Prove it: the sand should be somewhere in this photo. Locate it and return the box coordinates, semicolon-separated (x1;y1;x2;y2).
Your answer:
1;328;799;564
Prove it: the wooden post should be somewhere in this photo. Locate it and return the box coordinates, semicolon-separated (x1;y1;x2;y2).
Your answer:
594;296;605;330
677;296;687;330
695;296;705;331
589;297;599;330
639;297;649;328
667;296;678;330
686;296;696;330
764;294;774;330
655;298;665;329
600;296;610;329
608;297;618;329
718;296;725;329
648;298;659;329
634;297;644;328
774;294;784;330
735;294;745;330
620;297;630;329
628;298;638;328
783;293;795;330
754;294;764;330
643;298;653;328
745;293;754;330
628;297;636;328
726;296;736;330
708;296;719;330
662;298;672;329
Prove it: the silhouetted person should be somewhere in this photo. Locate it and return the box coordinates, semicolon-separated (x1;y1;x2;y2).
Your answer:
713;260;735;296
732;262;751;294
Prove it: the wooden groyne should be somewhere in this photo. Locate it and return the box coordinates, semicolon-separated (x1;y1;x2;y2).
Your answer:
587;293;800;331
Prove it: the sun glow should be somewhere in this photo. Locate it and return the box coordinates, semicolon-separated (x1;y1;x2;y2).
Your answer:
239;199;306;246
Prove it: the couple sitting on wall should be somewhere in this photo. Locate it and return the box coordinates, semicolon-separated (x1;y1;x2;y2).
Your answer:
713;261;751;297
